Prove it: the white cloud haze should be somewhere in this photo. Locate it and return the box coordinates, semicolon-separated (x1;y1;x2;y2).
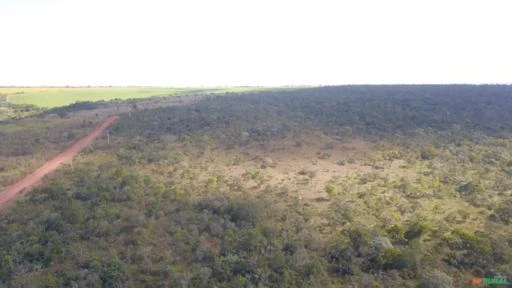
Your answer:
0;0;511;86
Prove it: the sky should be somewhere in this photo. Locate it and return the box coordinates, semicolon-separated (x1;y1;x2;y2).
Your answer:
0;0;511;86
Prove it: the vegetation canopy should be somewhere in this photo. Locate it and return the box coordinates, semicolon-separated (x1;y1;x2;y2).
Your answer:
1;85;512;287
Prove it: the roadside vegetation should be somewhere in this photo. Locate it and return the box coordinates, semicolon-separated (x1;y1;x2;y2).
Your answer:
1;85;512;287
0;111;101;191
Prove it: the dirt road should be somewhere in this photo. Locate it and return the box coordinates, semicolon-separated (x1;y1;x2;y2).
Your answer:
0;115;119;209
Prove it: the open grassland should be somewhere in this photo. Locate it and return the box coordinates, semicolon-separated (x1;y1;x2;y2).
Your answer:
1;86;282;108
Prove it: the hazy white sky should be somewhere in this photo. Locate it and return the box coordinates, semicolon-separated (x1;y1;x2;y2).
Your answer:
0;0;511;86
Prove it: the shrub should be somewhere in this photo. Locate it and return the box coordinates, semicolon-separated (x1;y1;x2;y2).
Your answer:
380;247;408;270
493;199;512;224
346;228;372;253
325;184;336;198
405;220;430;240
457;181;484;197
418;270;453;288
101;260;128;288
443;229;493;269
421;146;438;160
325;242;359;276
368;237;394;258
386;224;407;244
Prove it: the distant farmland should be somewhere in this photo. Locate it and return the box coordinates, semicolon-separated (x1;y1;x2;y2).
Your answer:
1;87;277;108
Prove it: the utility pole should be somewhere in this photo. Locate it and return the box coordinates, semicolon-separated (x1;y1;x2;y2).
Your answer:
107;129;110;145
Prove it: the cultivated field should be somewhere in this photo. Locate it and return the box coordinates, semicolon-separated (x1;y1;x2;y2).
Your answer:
1;86;279;108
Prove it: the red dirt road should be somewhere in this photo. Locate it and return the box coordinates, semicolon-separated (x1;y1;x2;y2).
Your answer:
0;115;119;209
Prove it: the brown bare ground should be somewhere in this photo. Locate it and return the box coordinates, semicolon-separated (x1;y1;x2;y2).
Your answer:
0;115;119;209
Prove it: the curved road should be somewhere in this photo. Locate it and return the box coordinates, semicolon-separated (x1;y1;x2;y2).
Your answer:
0;115;119;209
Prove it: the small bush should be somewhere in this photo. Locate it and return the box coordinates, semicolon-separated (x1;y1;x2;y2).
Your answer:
386;224;406;244
418;270;453;288
493;199;512;224
405;220;430;240
420;146;438;160
457;181;484;197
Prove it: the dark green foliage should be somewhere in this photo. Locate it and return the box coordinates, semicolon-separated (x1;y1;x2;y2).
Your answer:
0;251;13;283
380;247;408;270
492;199;512;224
387;224;407;243
420;145;439;160
418;270;453;288
443;229;494;269
325;241;359;276
405;220;430;240
115;85;512;146
346;228;373;254
457;181;486;206
196;197;262;228
101;260;128;288
44;101;102;116
457;181;484;197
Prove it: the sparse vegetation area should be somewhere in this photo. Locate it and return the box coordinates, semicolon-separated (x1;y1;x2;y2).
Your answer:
1;85;512;287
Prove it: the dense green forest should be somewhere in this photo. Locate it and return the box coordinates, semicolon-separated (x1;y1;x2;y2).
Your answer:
1;85;512;287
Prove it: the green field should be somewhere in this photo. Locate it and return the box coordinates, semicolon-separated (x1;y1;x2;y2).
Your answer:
1;86;277;108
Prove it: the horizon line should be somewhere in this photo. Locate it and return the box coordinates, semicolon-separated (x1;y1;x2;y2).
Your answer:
1;83;511;88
